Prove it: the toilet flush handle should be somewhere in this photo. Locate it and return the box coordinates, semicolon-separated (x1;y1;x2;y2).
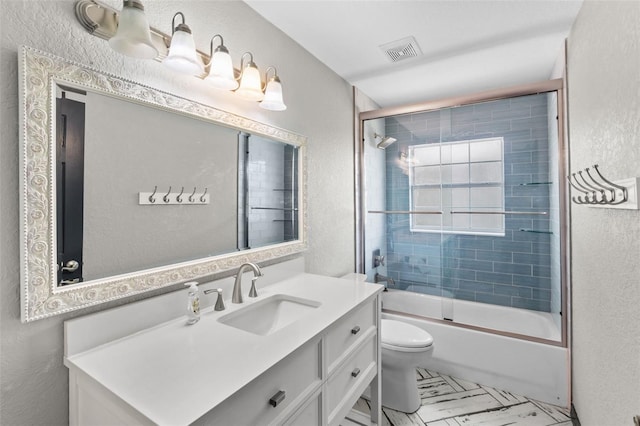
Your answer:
351;326;361;335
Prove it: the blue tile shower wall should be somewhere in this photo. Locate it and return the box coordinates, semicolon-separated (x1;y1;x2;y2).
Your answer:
384;94;552;312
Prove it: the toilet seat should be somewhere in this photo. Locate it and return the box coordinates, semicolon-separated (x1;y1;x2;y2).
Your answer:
381;319;433;352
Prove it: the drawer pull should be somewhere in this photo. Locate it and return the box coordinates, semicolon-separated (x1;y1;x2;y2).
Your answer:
269;390;286;407
351;326;361;335
351;368;361;378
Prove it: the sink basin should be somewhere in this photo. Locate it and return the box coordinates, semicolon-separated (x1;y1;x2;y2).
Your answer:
218;294;321;336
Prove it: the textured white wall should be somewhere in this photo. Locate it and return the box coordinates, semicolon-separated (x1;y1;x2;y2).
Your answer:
0;1;353;424
567;1;640;424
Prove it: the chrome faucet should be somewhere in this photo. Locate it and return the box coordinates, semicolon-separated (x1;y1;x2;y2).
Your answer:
232;262;263;304
374;273;395;290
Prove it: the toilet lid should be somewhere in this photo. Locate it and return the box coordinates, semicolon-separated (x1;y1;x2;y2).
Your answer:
381;319;434;348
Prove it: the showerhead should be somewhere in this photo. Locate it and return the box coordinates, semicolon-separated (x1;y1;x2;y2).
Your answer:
374;132;397;149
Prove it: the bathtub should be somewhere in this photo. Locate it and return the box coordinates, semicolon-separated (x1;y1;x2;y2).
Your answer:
382;289;569;407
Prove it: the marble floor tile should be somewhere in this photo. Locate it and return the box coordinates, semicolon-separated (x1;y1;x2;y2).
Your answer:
444;374;481;391
348;369;572;426
439;375;466;393
482;385;529;406
383;408;424;426
417;367;435;379
529;400;572;423
427;419;462;426
417;388;503;423
418;376;458;398
454;402;558;425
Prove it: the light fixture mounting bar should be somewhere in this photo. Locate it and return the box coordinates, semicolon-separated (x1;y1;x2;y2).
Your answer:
74;0;211;69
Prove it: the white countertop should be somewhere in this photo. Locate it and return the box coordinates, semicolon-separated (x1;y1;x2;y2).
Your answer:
64;273;382;425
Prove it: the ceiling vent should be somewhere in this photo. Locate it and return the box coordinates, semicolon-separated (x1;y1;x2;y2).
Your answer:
380;36;422;63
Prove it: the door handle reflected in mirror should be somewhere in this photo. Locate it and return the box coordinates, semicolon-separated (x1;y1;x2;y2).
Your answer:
61;260;80;272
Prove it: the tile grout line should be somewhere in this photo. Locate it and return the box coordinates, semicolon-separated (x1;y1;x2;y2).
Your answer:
437;400;533;423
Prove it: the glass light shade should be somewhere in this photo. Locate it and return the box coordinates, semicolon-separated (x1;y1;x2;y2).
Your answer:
108;3;158;59
204;49;238;90
236;64;264;101
163;29;204;75
259;77;287;111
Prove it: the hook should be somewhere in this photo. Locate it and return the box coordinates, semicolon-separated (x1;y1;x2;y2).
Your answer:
200;188;208;203
591;165;628;204
189;187;197;203
163;186;172;203
148;186;157;204
567;177;589;204
577;171;607;203
584;168;615;202
571;172;599;203
176;187;184;203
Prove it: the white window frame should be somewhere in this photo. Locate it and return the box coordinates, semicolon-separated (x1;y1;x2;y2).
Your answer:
409;137;505;236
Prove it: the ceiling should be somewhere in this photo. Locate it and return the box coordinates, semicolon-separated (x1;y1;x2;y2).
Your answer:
244;0;583;108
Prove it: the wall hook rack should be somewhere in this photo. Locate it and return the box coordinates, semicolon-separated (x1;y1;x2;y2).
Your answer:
139;186;210;205
567;165;638;209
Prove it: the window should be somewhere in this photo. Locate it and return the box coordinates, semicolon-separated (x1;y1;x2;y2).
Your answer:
409;137;505;236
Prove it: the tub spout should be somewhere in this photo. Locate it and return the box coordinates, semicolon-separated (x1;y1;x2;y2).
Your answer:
374;273;395;290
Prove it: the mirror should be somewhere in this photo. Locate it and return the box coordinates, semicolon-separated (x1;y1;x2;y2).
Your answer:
19;46;307;322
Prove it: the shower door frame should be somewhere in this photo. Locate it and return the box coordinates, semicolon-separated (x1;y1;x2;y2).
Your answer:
355;78;570;348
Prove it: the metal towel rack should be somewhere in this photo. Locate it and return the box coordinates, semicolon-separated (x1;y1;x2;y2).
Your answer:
251;207;298;211
368;210;547;215
368;210;443;215
450;211;548;215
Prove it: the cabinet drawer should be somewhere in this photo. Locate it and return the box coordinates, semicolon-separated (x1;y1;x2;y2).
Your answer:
325;299;376;372
326;334;377;423
196;339;321;426
283;389;321;426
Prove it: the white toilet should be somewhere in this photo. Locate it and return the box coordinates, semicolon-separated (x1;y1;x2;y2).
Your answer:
380;319;434;413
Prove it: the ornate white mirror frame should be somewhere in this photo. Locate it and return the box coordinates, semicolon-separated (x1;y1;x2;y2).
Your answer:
19;46;307;322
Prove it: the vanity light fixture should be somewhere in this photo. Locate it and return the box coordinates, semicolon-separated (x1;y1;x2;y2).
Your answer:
203;35;238;90
108;0;158;59
162;12;204;75
260;67;287;111
236;52;264;101
75;0;289;111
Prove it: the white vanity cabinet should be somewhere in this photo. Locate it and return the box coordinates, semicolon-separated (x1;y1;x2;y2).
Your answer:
193;337;323;425
65;273;383;426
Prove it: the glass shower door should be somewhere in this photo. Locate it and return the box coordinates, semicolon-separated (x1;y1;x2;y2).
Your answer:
360;84;566;344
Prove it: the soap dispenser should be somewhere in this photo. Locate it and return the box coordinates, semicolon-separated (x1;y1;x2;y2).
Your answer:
185;281;200;325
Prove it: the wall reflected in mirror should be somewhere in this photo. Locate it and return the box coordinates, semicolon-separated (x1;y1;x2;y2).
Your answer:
56;85;298;286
